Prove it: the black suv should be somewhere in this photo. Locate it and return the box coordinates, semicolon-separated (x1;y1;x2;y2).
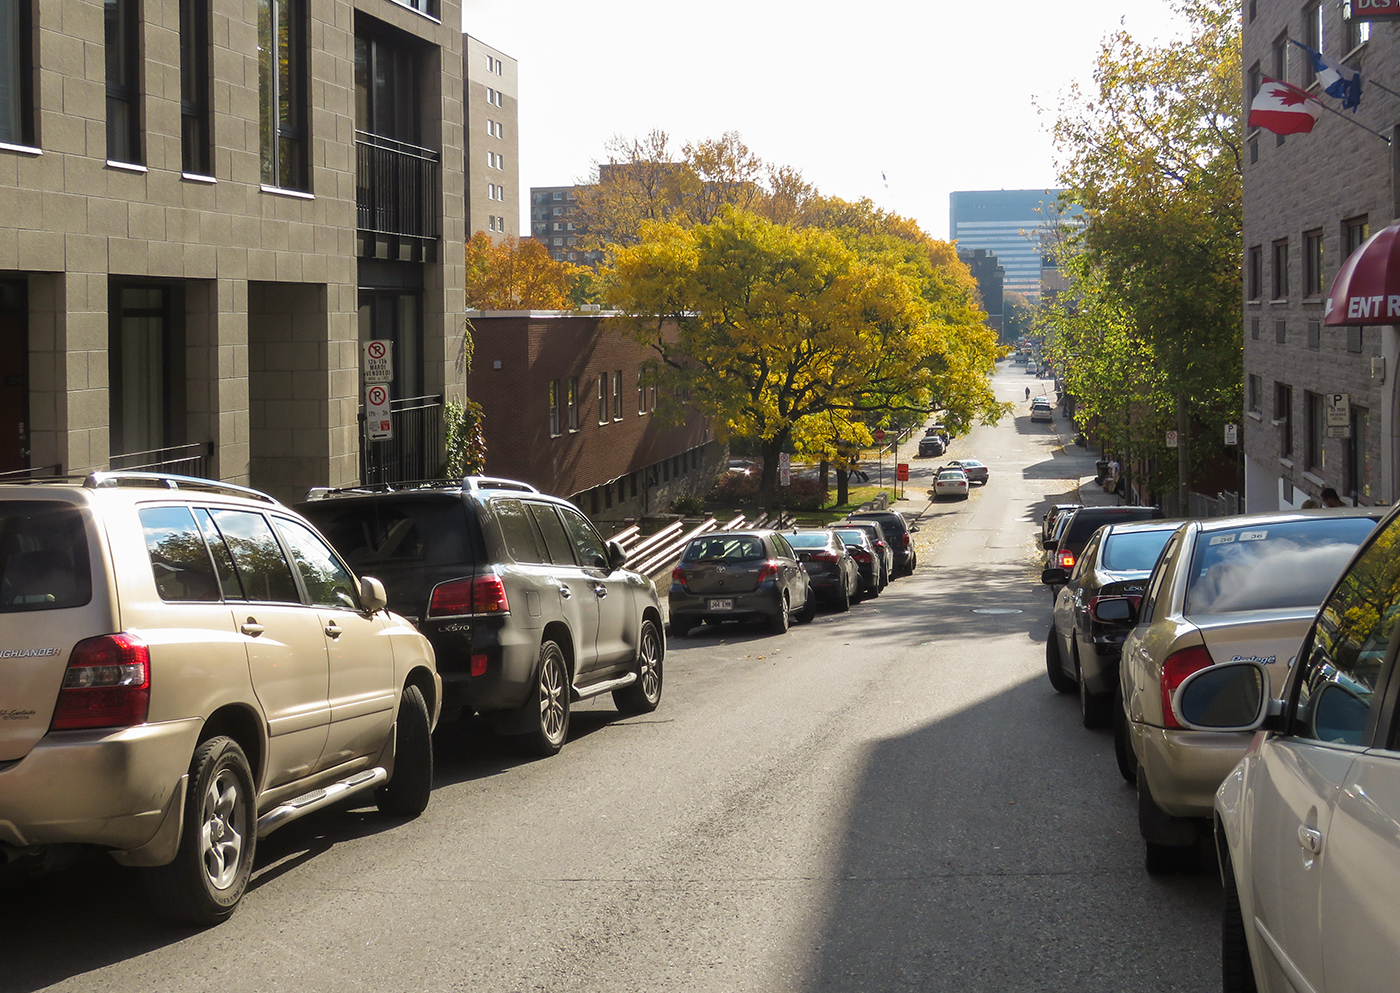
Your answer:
1042;505;1163;588
297;477;664;756
847;510;918;577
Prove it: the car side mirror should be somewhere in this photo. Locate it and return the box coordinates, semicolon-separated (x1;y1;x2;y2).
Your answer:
1041;567;1068;586
359;576;388;614
1091;598;1134;623
909;525;920;533
607;539;628;572
1174;661;1279;732
1041;536;1058;550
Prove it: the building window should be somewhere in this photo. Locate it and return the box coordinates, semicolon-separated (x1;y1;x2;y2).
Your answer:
1272;32;1289;82
567;377;578;432
1248;374;1261;412
1247;62;1261;111
553;192;563;201
1346;7;1372;50
1348;326;1363;353
1307;320;1321;350
356;26;422;146
1304;4;1323;85
0;0;34;147
1344;215;1369;256
638;368;647;414
1248;245;1262;300
179;0;212;175
1276;383;1293;457
1251;317;1260;340
1304;230;1324;297
612;370;622;420
552;206;563;216
110;285;184;457
1276;319;1287;344
597;374;608;425
259;0;308;190
548;380;560;437
1305;391;1324;470
105;0;142;163
1272;239;1289;300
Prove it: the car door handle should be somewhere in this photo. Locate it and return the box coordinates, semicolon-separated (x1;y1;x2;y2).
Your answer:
1298;826;1323;855
240;619;264;637
559;585;572;599
324;622;342;639
594;584;607;598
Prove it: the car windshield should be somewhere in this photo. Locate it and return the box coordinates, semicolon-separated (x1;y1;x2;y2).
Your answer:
1101;529;1175;572
1185;517;1379;615
684;536;766;562
786;533;832;549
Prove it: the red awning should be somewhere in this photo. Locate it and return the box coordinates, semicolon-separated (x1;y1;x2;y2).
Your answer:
1325;221;1400;326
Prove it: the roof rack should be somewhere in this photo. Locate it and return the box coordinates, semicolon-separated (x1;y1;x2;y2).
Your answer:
301;476;542;501
461;476;539;494
84;472;282;506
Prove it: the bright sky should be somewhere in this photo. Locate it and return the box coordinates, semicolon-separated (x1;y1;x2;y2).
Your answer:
461;0;1191;242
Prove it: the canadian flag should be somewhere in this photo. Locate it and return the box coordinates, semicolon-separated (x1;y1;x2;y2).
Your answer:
1249;77;1322;135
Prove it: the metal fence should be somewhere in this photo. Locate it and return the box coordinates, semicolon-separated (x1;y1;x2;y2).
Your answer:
109;442;213;478
1187;490;1242;519
355;132;441;241
360;394;445;485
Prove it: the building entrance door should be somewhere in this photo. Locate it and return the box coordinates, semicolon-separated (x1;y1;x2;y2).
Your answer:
0;280;28;474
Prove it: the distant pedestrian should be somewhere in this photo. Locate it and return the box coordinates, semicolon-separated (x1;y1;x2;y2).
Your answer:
1025;387;1031;400
1320;487;1345;507
1109;458;1120;479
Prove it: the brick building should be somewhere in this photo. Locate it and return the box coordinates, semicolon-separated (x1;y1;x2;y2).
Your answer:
1242;3;1397;510
462;312;723;524
0;0;466;502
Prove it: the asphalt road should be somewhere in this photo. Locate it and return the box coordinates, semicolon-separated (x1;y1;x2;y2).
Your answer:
0;363;1219;993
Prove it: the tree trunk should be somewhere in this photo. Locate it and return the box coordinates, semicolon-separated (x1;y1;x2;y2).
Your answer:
757;433;789;509
836;468;849;506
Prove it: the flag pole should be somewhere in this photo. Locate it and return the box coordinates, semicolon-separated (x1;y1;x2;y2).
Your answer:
1312;96;1393;144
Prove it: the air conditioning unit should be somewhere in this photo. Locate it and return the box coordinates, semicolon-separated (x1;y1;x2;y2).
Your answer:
1373;357;1386;383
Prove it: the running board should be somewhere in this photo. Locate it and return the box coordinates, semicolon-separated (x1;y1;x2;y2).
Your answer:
571;672;637;702
257;767;387;837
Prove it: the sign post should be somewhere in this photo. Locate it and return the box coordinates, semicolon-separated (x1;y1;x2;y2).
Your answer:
365;383;393;442
779;451;791;488
1224;423;1239;446
1165;430;1179;449
1326;393;1352;439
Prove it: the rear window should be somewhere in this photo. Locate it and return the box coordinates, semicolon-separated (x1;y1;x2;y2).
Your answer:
683;536;765;562
831;529;870;546
938;471;965;481
851;514;904;535
787;533;832;549
1066;510;1157;547
1186;517;1379;615
1100;529;1175;573
0;502;92;612
299;497;474;570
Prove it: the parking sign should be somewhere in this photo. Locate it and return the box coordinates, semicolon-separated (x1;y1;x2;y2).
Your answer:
365;383;393;441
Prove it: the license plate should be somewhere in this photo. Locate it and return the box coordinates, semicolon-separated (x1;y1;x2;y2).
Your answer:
708;598;733;611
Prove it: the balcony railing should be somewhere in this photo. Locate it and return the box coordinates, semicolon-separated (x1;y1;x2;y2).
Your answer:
360;394;444;485
110;442;213;479
355;131;441;242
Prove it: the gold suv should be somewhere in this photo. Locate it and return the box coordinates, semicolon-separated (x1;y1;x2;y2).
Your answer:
0;473;439;925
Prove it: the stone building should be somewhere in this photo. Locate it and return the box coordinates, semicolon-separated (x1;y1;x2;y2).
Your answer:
463;34;517;241
1241;2;1397;509
0;0;466;502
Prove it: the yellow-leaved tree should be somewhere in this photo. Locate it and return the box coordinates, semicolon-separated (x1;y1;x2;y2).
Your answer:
464;233;583;310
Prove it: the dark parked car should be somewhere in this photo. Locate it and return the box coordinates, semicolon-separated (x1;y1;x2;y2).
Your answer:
1043;505;1164;582
1042;503;1081;545
847;510;918;577
297;476;664;758
785;529;861;610
1042;519;1180;727
829;526;883;598
669;530;813;636
838;520;894;588
917;435;946;458
945;458;989;485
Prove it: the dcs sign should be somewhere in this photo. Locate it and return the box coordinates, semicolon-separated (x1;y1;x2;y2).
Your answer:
1349;0;1400;17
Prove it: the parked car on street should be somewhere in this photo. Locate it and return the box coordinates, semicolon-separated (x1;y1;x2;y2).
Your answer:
298;476;664;759
829;526;884;598
1043;505;1165;582
785;529;861;611
0;472;440;925
1042;503;1081;545
1042;519;1180;728
945;459;989;486
917;434;946;458
668;530;813;636
846;510;919;577
932;468;970;501
1174;502;1400;993
838;520;894;588
1029;398;1053;422
1118;508;1381;873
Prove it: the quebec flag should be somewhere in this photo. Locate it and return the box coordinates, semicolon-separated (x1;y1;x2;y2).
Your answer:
1291;40;1362;111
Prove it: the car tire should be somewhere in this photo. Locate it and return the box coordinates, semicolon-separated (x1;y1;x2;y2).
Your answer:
866;578;880;598
614;618;663;714
1222;845;1258;993
1076;647;1112;729
376;684;433;818
1113;684;1137;784
1046;625;1075;693
143;736;256;927
834;579;851;613
769;593;791;634
520;639;570;757
796;586;818;623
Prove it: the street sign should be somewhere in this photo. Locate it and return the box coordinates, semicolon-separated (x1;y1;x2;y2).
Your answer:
1326;393;1351;428
363;340;394;384
1224;423;1238;446
873;429;886;443
778;451;791;487
365;383;393;441
1327;425;1352;439
1165;431;1179;448
896;463;909;481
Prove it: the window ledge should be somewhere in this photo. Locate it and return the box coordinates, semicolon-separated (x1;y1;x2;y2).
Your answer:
260;183;314;200
388;0;441;23
0;141;41;157
1302;296;1325;306
1270;298;1290;306
1279;457;1294;469
1247;299;1263;308
181;172;216;184
1303;471;1326;486
106;159;148;173
1248;410;1264;421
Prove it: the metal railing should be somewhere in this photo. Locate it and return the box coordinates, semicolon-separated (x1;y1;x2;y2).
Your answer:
609;511;795;580
355;131;441;241
361;394;444;485
110;442;213;478
0;463;62;480
1188;490;1242;519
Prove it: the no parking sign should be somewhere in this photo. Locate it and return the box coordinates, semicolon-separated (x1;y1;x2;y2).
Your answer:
365;383;393;441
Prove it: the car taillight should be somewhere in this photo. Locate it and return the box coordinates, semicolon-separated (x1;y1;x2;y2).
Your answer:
756;561;780;583
902;533;911;549
1057;549;1075;569
50;634;150;731
671;566;689;592
851;549;872;563
810;550;839;563
428;574;510;617
1161;645;1215;729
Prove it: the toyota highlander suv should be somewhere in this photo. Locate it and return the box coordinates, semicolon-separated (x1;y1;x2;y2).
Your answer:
0;472;440;926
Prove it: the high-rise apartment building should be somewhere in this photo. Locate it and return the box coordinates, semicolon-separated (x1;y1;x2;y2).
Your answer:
464;34;518;241
949;189;1070;302
530;185;594;263
0;0;466;500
